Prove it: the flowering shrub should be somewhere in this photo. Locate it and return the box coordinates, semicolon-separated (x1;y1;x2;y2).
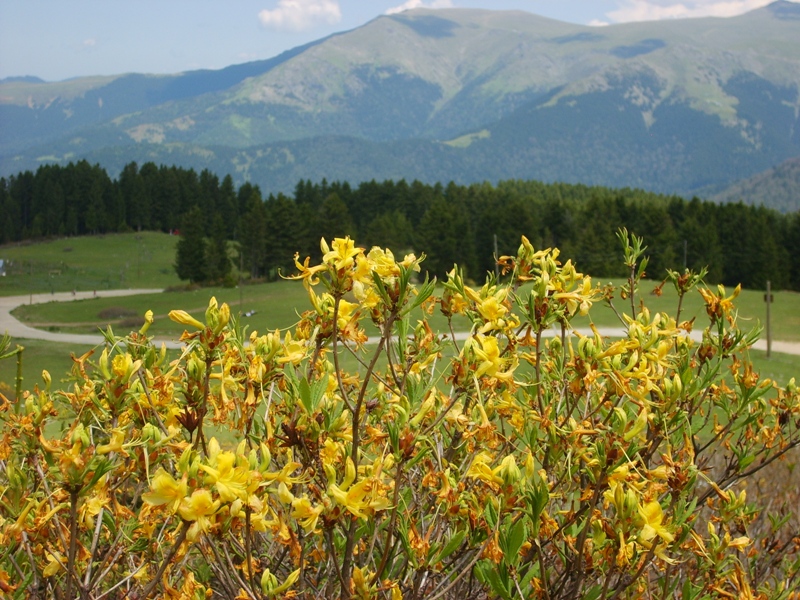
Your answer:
1;232;799;599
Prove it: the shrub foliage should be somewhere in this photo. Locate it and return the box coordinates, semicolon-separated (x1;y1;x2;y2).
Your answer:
0;232;798;599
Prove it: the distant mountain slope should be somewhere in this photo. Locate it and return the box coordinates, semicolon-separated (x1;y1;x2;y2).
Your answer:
2;2;800;202
712;156;800;212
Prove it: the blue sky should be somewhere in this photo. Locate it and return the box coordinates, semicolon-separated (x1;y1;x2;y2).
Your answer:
0;0;794;82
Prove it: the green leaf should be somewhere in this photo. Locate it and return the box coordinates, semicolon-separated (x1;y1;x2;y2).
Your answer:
399;274;436;317
101;508;117;536
476;561;512;600
436;528;466;563
484;500;498;530
371;270;393;307
298;377;312;413
503;518;526;563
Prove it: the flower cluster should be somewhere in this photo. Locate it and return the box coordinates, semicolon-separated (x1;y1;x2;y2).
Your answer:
0;234;798;600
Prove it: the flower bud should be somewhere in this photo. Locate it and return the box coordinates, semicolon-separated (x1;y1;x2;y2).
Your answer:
497;454;521;486
169;310;205;330
139;310;154;335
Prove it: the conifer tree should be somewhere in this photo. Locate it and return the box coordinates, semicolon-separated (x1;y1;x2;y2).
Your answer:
174;206;208;283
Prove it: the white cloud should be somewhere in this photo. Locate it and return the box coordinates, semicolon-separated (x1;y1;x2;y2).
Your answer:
258;0;342;31
386;0;454;16
588;19;611;26
83;38;97;47
607;0;778;23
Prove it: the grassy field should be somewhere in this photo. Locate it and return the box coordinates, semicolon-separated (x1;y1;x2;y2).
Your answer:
0;231;180;295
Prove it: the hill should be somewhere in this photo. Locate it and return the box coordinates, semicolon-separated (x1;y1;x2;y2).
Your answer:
712;156;800;212
2;3;800;200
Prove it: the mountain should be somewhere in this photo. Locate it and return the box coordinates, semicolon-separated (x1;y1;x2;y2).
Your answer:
712;156;800;212
2;2;800;201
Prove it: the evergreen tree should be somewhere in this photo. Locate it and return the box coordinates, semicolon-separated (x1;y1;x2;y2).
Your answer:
417;195;477;280
206;214;232;284
175;206;208;283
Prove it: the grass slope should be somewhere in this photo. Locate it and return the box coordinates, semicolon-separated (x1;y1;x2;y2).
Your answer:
0;231;180;296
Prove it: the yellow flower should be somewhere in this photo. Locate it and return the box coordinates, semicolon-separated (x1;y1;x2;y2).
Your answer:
638;500;675;562
179;489;220;541
263;460;304;486
367;246;400;278
466;452;504;487
323;236;361;271
79;488;109;529
289;253;327;287
327;457;390;519
277;331;306;365
142;468;188;514
291;496;323;533
698;284;741;322
43;550;66;577
139;309;154;335
96;427;129;456
472;335;516;381
335;298;358;331
477;294;507;323
200;451;250;503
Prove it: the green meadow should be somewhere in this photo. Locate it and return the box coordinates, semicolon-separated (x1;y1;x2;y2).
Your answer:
0;231;180;295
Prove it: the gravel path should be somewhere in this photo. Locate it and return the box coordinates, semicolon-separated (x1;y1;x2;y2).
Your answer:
2;290;800;356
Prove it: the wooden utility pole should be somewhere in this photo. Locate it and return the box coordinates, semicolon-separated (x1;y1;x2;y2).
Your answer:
765;280;772;358
494;234;499;279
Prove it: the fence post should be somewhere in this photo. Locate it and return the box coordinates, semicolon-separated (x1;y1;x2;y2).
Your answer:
765;280;772;359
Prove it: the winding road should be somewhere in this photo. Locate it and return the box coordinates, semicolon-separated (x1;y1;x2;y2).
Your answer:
1;289;800;356
0;289;183;349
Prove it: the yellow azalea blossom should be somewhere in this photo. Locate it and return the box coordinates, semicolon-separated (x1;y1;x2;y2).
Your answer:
263;460;304;486
179;489;221;541
400;252;421;271
616;532;635;567
290;253;327;287
466;452;504;487
79;488;109;529
200;451;250;503
353;253;373;284
472;335;516;381
277;331;306;365
353;281;382;310
139;309;154;335
142;468;189;514
112;353;139;380
43;550;66;578
291;496;323;533
638;500;675;561
96;427;129;456
323;236;361;271
335;298;359;331
698;284;741;322
367;246;400;279
327;457;391;519
328;477;389;519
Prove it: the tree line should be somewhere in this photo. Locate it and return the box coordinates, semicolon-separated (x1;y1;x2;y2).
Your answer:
1;160;799;290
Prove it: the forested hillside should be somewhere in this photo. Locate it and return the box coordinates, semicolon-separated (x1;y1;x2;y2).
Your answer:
1;160;799;290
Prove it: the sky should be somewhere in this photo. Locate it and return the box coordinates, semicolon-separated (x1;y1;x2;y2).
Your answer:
0;0;796;82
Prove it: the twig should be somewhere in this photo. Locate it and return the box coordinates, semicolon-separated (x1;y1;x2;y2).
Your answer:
139;520;190;598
